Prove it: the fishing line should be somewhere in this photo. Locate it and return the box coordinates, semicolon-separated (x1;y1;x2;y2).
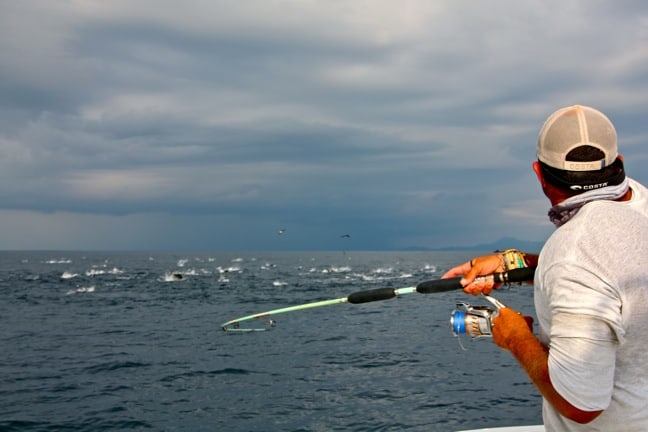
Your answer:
221;267;535;332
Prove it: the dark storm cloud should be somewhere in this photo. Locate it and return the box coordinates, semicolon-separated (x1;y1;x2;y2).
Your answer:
0;1;647;250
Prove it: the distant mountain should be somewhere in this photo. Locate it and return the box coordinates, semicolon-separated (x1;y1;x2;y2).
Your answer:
406;237;544;253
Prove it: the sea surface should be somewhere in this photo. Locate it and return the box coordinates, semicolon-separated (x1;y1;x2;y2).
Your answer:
0;251;542;432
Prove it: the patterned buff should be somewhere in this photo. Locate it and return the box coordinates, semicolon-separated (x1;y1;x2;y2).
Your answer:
548;178;630;227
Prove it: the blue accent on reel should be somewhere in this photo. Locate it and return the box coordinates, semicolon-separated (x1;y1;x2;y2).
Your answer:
451;310;466;335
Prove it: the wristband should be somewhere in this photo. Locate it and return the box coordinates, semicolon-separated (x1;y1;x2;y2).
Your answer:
500;249;527;271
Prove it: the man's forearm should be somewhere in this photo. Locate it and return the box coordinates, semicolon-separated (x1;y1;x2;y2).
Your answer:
523;253;539;268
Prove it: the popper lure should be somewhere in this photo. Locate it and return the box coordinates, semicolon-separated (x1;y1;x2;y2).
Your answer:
221;267;535;332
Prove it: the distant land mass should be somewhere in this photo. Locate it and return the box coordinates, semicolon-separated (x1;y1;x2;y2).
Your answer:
405;237;544;253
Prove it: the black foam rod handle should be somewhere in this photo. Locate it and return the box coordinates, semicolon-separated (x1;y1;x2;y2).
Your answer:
347;288;396;304
415;277;463;294
500;267;536;283
416;267;537;294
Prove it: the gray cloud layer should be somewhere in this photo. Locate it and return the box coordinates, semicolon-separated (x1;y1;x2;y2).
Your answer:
1;1;647;250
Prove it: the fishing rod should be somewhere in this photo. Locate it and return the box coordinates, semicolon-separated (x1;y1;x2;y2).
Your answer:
221;267;535;332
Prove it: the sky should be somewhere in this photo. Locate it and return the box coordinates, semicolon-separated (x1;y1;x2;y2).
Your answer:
1;1;647;251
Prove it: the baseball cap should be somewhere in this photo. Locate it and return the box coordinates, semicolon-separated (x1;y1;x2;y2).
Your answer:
537;105;618;172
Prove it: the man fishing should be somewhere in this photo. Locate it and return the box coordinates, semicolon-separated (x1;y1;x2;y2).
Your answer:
443;105;648;431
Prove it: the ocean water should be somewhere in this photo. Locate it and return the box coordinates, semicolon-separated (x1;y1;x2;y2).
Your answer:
0;251;542;432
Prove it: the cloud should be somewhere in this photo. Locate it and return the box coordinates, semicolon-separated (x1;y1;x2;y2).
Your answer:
0;1;646;250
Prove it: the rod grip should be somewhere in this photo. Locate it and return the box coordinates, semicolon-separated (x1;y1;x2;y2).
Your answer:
415;277;462;293
416;267;537;294
347;287;396;304
497;267;536;283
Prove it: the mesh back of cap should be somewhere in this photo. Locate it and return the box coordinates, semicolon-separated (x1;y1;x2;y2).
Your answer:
537;105;617;171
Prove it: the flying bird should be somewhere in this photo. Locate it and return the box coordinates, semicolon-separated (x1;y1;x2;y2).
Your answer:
340;234;350;238
278;228;286;235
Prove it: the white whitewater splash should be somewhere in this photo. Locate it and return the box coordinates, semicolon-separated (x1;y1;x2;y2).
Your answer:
65;286;95;295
